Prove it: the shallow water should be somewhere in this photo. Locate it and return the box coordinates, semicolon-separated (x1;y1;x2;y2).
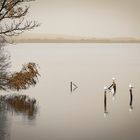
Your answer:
1;43;140;140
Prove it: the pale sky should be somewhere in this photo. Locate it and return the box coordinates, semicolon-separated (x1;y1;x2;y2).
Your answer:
27;0;140;38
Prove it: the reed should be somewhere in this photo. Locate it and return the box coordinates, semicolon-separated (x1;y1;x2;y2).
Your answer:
7;62;40;91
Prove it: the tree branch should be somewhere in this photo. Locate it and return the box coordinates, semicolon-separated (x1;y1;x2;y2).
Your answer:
0;0;40;42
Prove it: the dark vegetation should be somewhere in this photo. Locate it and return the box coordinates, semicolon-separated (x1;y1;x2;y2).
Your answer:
0;94;38;119
0;45;10;90
8;62;40;90
0;44;40;91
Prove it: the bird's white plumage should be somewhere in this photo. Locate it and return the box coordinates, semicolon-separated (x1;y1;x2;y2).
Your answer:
104;86;107;90
129;84;134;88
112;77;115;80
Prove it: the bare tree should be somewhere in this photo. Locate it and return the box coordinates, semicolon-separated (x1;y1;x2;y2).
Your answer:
0;45;10;90
0;0;39;42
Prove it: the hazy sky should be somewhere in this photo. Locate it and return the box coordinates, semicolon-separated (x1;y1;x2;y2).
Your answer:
27;0;140;37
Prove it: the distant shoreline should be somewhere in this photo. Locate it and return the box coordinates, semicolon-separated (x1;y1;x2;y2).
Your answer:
13;38;140;43
12;34;140;43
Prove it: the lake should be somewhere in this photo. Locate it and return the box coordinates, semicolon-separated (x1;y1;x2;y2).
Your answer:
1;43;140;140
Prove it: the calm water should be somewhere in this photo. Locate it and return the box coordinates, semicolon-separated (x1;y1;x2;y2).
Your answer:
1;43;140;140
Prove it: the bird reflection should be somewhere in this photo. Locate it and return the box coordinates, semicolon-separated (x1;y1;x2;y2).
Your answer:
0;94;38;120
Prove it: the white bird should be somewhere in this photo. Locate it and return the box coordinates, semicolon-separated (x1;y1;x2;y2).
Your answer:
104;86;107;91
112;77;116;81
129;84;134;89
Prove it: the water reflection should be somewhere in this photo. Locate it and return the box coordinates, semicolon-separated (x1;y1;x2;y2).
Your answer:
0;110;10;140
0;94;38;120
0;95;38;140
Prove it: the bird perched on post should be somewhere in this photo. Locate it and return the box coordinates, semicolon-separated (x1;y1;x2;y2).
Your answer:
108;77;116;96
